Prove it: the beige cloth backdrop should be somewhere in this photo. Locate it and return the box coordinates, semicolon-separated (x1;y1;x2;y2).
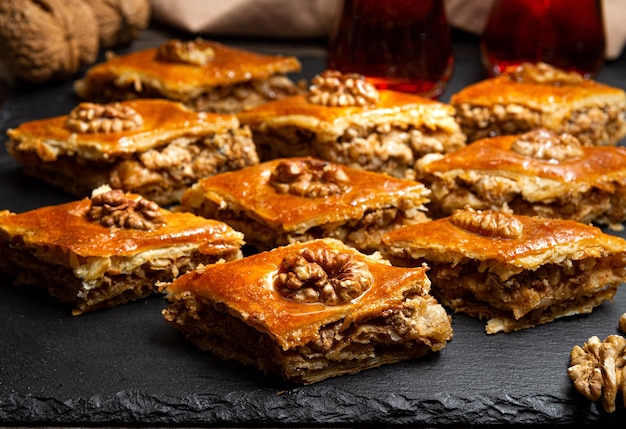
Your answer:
150;0;626;59
149;0;337;38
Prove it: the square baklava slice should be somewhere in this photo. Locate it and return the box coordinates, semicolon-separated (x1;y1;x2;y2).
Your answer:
450;62;626;145
236;70;466;179
382;207;626;334
416;129;626;229
0;187;244;315
6;99;258;206
74;38;303;113
162;237;453;384
180;157;431;253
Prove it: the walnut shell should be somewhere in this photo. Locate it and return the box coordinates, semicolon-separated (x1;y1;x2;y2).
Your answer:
84;0;150;49
0;0;99;83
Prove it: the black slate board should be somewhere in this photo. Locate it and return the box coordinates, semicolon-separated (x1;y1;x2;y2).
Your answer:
1;27;626;427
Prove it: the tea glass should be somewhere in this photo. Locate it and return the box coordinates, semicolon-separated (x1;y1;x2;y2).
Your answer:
326;0;454;99
480;0;606;78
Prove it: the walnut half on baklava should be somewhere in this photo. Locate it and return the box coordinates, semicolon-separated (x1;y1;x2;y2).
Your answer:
74;38;303;113
237;70;466;179
416;129;626;229
179;157;431;253
382;207;626;334
450;62;626;145
0;187;245;315
162;238;453;384
6;99;258;206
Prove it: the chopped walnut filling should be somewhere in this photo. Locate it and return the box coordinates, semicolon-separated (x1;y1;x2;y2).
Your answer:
450;208;523;239
507;62;584;85
511;129;584;161
275;247;374;305
87;188;165;231
155;38;215;66
454;97;625;145
65;102;144;133
269;158;350;198
308;70;379;107
568;335;626;413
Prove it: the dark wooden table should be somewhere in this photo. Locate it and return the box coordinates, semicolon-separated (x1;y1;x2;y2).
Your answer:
1;25;625;427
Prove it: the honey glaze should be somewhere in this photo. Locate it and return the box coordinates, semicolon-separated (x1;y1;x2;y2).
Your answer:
165;238;430;348
420;133;626;183
86;39;301;88
383;208;626;266
0;197;240;256
8;99;239;158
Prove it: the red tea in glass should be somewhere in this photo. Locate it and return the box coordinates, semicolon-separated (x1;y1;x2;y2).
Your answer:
326;0;453;99
480;0;606;78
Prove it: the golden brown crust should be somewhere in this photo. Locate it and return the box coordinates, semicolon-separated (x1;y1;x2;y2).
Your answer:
7;99;239;159
416;131;626;227
0;191;244;314
381;208;626;333
237;90;457;129
164;238;446;350
236;90;465;179
182;157;429;231
450;72;625;112
450;65;626;145
0;195;243;257
180;157;431;252
420;133;626;183
382;209;626;268
163;238;453;383
6;99;259;205
75;39;301;100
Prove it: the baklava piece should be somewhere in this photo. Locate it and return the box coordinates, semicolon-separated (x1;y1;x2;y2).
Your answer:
162;238;453;384
382;207;626;334
236;70;466;179
0;187;244;315
74;38;303;113
180;157;431;253
451;62;626;145
417;129;626;229
6;99;258;205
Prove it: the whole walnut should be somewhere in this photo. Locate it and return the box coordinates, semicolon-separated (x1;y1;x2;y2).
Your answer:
84;0;151;49
0;0;99;83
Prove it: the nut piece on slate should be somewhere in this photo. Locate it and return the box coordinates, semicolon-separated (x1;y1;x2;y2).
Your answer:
450;207;524;239
65;102;144;133
269;158;350;198
567;335;626;413
0;0;99;83
87;188;165;231
84;0;151;49
308;70;380;107
620;313;626;334
275;247;374;305
511;129;585;161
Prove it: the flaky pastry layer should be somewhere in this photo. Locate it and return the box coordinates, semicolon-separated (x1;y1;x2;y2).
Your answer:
180;157;431;252
236;91;466;179
162;238;453;383
6;99;259;205
74;40;303;113
382;209;626;333
417;134;626;228
0;198;244;314
451;73;626;145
